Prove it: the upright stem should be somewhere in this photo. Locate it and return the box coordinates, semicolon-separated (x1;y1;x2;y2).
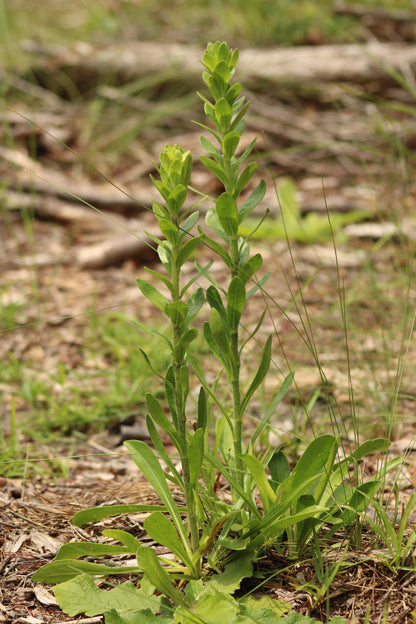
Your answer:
226;154;244;488
171;241;200;570
229;235;244;489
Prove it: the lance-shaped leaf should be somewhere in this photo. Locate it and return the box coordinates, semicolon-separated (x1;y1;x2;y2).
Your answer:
143;512;193;568
240;335;272;416
177;233;205;267
216;192;238;238
227;276;245;330
135;546;186;606
189;428;204;489
166;300;188;326
173;328;198;363
72;503;177;527
145;394;183;453
239;253;262;285
200;134;221;158
124;440;192;561
238;179;267;222
240;454;276;514
55;542;129;561
145;415;183;488
200;155;228;187
137;279;169;315
222;131;240;160
32;560;142;584
206;285;228;330
203;321;230;375
158;219;179;245
233;162;257;200
184;287;205;325
208;308;235;376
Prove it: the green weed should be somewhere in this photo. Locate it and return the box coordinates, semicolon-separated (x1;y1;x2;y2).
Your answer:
31;41;398;624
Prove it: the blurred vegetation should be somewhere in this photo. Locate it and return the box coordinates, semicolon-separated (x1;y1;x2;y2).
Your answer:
1;0;415;69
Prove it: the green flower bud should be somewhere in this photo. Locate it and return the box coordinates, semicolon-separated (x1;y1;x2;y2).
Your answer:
159;144;192;189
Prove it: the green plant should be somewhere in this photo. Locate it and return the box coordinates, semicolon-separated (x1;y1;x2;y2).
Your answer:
32;41;394;623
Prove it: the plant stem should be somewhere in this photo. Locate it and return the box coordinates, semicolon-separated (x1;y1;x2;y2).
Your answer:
171;240;200;571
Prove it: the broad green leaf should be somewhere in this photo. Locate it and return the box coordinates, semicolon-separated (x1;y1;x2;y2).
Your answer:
124;440;192;559
167;301;188;326
55;542;128;561
102;529;143;552
145;393;183;453
240;335;272;416
222;131;240;160
52;575;160;617
290;435;337;494
144;512;192;567
241;595;290;618
207;550;253;594
158;219;179;244
167;185;187;217
214;59;231;84
135;546;186;606
205;73;227;101
214;97;232;132
137;279;169;315
178;234;205;267
240;454;276;514
268;450;290;490
239;253;262;285
176;588;238;624
200;155;229;187
338;480;382;526
72;503;175;527
250;370;294;447
227;276;245;330
32;560;142;584
216;192;238;238
104;608;169;624
239;179;267;221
